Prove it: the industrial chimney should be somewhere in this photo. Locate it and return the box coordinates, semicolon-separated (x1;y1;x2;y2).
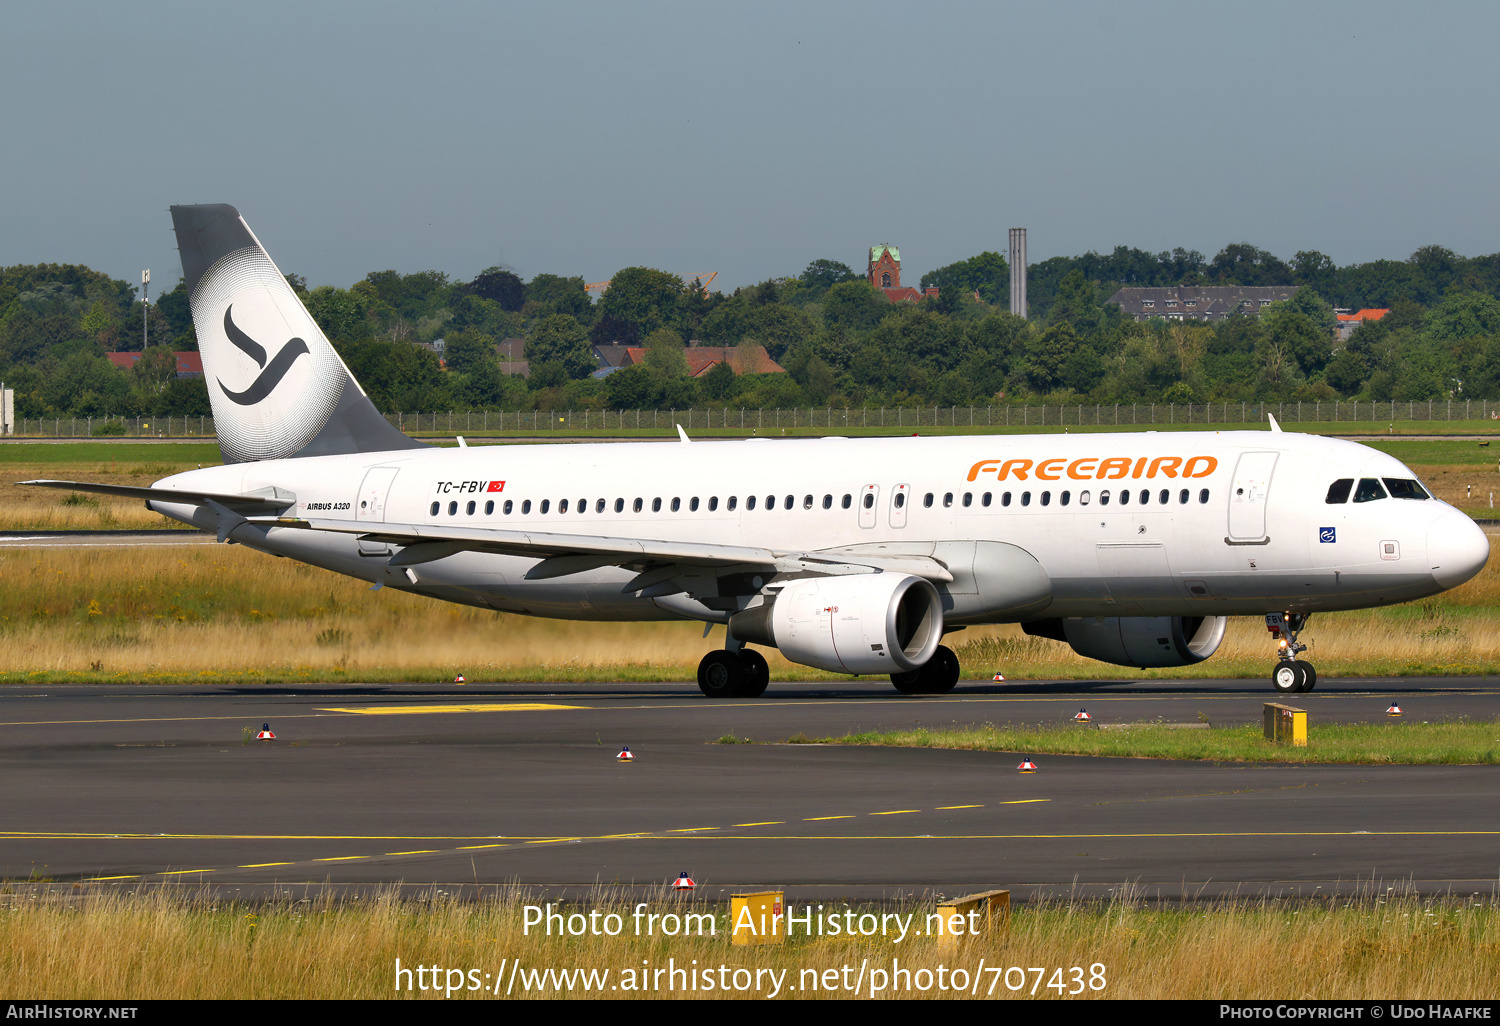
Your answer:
1008;228;1027;319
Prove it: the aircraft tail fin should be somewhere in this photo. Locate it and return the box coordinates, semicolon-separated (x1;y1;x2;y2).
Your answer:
170;204;425;463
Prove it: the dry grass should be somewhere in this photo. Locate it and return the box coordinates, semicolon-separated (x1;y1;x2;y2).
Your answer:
0;537;1497;682
3;460;206;531
1;888;1497;999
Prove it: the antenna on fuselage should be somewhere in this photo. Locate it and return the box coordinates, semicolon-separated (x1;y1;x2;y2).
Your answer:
1267;413;1283;433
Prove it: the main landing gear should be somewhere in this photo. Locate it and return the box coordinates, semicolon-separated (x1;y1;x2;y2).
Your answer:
697;647;770;698
891;645;961;695
1267;612;1317;694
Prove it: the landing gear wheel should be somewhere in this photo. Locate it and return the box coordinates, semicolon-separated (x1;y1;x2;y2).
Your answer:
738;649;770;698
890;668;923;694
1272;659;1304;695
916;645;961;694
1295;660;1316;692
697;650;743;698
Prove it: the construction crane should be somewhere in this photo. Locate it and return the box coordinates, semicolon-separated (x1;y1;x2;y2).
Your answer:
584;271;717;296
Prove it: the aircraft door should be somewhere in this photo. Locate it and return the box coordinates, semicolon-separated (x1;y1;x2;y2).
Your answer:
889;483;910;528
859;484;879;529
356;466;399;555
1227;452;1277;541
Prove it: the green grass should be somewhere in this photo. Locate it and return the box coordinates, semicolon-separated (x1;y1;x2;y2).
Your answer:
810;720;1500;764
0;442;223;465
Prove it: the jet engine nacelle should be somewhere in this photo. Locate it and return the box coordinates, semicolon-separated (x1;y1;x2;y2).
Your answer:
1024;615;1227;668
729;573;944;675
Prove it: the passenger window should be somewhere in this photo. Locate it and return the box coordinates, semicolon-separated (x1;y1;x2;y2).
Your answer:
669;497;680;512
1041;491;1051;506
558;499;568;513
803;494;814;509
1178;489;1189;504
1158;489;1169;504
728;496;737;511
540;500;550;514
1119;489;1130;506
784;495;794;510
485;500;494;515
981;492;991;507
1060;490;1071;506
1080;490;1092;505
652;498;661;512
1021;491;1031;507
632;498;643;512
597;499;606;513
1139;489;1149;504
766;495;776;510
448;501;458;515
1353;478;1387;503
1002;492;1012;507
1100;491;1110;506
962;492;973;507
862;493;874;509
922;493;933;508
521;500;531;514
689;497;699;512
1384;478;1429;500
467;500;476;515
708;496;718;511
504;500;513;515
578;499;586;514
1198;489;1210;504
943;492;954;507
614;498;624;513
747;496;757;511
1325;479;1354;504
842;494;852;509
429;501;440;516
894;492;906;509
825;495;834;509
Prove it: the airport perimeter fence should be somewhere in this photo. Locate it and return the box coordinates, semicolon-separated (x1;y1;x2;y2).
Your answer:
8;399;1500;439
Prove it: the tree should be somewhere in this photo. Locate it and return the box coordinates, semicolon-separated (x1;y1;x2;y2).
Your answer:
642;328;687;379
799;259;859;293
464;267;525;311
920;251;1008;305
443;329;498;375
526;314;596;380
1209;244;1292;286
822;281;887;332
701;358;737;401
304;286;371;342
524;274;592;319
596;267;684;341
1024;322;1080;391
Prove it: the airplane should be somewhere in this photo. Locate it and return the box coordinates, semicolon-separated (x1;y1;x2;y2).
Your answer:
22;205;1492;697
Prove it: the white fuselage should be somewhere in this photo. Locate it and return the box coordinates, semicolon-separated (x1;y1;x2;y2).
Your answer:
149;430;1487;624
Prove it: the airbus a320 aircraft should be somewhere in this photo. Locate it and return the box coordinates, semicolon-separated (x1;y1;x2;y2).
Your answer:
24;205;1491;697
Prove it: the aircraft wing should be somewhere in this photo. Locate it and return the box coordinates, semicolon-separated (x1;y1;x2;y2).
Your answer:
256;516;955;590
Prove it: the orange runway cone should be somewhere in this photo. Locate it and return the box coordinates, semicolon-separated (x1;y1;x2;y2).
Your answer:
1387;703;1403;717
617;745;634;762
671;872;695;891
1018;756;1037;773
453;674;466;684
992;672;1006;682
1074;708;1091;722
256;723;276;740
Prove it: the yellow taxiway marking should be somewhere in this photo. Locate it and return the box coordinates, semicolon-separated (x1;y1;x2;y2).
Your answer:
936;805;984;810
239;862;294;868
385;850;440;856
664;827;717;833
870;810;919;816
805;815;854;821
314;855;367;862
87;875;139;881
317;703;583;716
999;799;1051;805
456;844;506;850
159;869;212;875
734;821;784;827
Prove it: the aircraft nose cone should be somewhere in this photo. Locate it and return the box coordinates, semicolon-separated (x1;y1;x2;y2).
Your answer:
1428;512;1490;590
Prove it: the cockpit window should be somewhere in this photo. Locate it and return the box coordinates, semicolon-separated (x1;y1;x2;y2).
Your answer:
1383;478;1430;500
1325;479;1353;504
1353;478;1388;503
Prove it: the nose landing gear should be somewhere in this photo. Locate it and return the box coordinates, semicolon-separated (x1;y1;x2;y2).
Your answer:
1267;613;1316;693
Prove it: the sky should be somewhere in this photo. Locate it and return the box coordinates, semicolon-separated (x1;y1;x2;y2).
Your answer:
3;1;1498;297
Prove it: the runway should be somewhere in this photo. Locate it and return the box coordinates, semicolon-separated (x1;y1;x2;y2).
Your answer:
2;676;1498;901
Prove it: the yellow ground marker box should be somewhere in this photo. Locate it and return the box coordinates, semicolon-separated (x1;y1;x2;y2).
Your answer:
934;889;1010;947
1264;703;1307;747
730;891;785;946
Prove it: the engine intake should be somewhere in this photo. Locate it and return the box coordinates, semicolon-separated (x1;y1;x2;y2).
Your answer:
1023;615;1227;668
730;573;943;674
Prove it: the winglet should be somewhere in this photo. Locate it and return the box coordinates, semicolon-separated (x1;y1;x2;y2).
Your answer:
1268;413;1282;433
676;424;691;443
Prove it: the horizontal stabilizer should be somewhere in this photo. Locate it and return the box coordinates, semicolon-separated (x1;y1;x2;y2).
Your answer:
18;479;297;512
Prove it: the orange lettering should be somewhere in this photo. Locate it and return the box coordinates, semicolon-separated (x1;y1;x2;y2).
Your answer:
1036;458;1065;481
1098;457;1131;480
1184;455;1218;478
967;460;1001;482
1067;458;1098;480
1148;456;1183;479
997;459;1033;481
1131;457;1147;479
